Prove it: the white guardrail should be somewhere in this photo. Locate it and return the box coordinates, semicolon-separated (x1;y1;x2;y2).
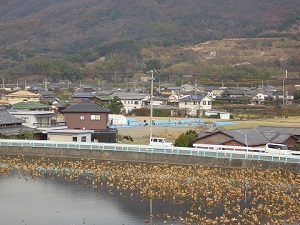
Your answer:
0;139;299;164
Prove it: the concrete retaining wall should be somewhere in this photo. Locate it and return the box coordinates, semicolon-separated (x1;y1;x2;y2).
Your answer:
0;146;299;171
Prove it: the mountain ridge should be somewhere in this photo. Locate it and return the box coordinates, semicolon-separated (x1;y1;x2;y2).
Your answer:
0;0;300;82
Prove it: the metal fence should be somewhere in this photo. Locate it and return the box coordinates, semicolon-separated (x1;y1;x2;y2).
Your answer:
0;139;299;164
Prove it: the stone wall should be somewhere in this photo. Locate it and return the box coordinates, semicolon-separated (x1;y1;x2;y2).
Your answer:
0;146;299;171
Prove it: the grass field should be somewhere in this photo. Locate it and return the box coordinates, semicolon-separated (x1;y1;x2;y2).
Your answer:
117;116;300;144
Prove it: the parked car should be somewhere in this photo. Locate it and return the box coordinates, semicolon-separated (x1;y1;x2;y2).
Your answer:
149;137;174;147
265;143;291;155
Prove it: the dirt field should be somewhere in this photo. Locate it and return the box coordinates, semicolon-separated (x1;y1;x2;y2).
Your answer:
117;116;300;144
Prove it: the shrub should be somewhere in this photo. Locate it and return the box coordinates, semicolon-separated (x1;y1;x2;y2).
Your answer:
174;130;198;147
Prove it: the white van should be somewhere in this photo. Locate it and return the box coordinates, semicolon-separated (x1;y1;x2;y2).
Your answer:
265;143;291;155
149;137;174;147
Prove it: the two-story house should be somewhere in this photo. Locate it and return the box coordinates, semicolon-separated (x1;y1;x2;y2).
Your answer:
111;93;149;114
62;100;110;130
178;94;213;117
5;90;40;105
0;107;29;136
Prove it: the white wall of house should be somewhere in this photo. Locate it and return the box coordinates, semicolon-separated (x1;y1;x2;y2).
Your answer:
48;132;92;142
179;96;212;117
10;111;54;127
120;96;149;113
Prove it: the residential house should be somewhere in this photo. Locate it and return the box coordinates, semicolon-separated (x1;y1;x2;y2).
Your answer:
62;100;110;130
152;96;168;106
256;126;300;143
0;107;30;136
251;93;272;104
205;86;225;99
178;94;213;117
9;110;57;128
193;127;299;149
168;90;180;103
180;84;195;93
73;92;97;102
160;86;180;97
39;91;57;104
5;90;40;105
96;95;113;105
47;129;92;142
111;92;149;114
222;88;245;99
11;101;51;111
272;91;294;104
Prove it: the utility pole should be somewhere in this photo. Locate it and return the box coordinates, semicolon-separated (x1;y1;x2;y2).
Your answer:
148;70;158;141
150;70;154;140
44;76;48;91
283;79;285;107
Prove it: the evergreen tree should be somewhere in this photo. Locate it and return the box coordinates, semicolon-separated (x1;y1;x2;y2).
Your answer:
108;96;124;114
174;130;198;147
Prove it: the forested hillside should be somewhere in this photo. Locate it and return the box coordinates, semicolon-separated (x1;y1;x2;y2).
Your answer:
0;0;300;84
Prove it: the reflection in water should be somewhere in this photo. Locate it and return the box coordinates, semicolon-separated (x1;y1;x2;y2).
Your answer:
0;173;188;225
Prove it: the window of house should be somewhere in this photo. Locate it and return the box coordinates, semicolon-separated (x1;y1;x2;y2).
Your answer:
193;102;197;105
80;116;85;120
208;101;211;105
135;101;139;104
185;101;187;105
91;115;101;120
73;137;77;141
203;101;206;105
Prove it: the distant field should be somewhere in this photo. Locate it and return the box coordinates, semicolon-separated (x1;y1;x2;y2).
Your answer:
117;116;300;145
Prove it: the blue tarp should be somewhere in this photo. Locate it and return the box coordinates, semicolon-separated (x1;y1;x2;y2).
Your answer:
110;118;236;128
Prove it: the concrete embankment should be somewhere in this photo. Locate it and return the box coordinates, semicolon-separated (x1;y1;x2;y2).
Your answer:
0;146;299;171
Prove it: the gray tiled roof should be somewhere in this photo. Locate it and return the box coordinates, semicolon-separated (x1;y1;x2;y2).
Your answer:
62;101;110;113
196;127;296;146
179;94;207;101
257;126;300;135
222;128;269;146
0;107;24;125
270;133;293;143
0;125;32;135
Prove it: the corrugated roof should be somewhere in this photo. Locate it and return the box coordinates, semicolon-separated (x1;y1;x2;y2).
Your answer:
12;101;50;110
62;100;110;113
